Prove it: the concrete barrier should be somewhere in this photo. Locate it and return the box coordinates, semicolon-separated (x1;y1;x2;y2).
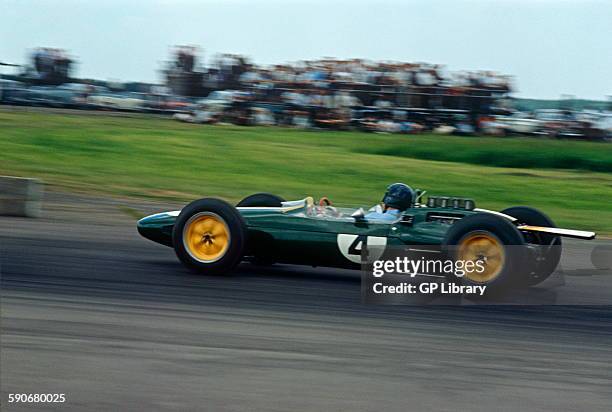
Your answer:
0;176;43;217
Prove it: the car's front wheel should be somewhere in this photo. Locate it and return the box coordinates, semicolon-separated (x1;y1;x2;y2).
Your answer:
172;198;246;275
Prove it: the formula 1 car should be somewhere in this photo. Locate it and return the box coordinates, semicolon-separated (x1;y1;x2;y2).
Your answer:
137;192;595;289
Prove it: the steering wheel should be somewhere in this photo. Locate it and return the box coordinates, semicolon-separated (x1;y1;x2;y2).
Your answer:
319;196;333;207
316;196;340;217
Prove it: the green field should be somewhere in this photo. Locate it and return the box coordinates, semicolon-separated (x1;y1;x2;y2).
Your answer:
358;137;612;173
1;109;611;233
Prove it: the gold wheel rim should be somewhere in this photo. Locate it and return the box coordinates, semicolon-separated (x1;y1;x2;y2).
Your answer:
457;231;506;283
183;212;230;263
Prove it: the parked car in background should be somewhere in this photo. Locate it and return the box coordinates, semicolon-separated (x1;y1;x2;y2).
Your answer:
173;90;252;124
452;114;475;136
195;90;249;112
479;116;506;136
87;91;145;111
0;80;28;105
144;94;194;113
582;113;612;140
533;109;583;138
496;111;541;135
19;85;79;108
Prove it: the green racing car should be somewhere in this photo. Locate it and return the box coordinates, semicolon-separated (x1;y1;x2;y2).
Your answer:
137;189;595;290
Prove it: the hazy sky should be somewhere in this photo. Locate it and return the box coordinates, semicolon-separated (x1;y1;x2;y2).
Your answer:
1;0;610;99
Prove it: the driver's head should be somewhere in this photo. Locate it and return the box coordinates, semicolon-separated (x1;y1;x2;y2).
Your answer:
382;183;414;211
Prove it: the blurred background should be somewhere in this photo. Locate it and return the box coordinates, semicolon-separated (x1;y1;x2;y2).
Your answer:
1;0;611;137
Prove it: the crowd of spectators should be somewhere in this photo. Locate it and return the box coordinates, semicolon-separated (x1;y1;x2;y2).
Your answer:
199;54;512;105
172;53;513;132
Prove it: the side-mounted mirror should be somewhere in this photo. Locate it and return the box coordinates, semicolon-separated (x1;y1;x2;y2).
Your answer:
351;208;366;221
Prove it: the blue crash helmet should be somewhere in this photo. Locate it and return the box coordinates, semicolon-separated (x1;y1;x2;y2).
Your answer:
382;183;414;211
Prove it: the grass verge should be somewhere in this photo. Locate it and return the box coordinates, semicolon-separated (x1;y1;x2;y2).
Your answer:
1;109;610;233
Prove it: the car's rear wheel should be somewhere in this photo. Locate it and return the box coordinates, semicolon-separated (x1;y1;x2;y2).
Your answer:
501;206;562;286
443;213;527;292
173;198;246;275
236;193;285;207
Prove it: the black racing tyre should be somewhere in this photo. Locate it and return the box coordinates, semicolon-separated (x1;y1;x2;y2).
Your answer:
443;213;527;291
172;198;246;275
236;193;285;207
501;206;562;286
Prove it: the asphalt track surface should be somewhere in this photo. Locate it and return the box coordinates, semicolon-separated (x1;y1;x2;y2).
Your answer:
1;192;611;411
